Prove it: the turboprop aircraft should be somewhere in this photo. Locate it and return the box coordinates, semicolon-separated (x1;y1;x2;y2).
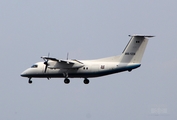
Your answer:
21;34;154;84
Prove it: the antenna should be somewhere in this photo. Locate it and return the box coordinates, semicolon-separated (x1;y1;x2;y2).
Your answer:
67;52;69;60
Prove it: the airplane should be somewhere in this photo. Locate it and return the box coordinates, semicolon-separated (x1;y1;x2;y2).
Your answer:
21;34;154;84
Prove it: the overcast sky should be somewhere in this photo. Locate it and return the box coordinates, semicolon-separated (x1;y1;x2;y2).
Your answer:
1;0;177;120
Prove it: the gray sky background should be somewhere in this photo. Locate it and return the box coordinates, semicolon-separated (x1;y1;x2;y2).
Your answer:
1;0;177;120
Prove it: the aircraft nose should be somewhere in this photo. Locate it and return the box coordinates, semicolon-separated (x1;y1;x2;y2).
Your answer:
21;69;29;77
21;71;26;77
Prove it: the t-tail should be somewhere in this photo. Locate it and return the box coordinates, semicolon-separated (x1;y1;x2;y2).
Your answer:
119;35;154;70
120;35;154;64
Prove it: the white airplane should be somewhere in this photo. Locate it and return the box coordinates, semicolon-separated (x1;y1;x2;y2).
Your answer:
21;34;154;84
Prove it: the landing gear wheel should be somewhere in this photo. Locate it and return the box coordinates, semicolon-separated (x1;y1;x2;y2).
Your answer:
83;79;89;84
28;78;32;84
64;78;70;84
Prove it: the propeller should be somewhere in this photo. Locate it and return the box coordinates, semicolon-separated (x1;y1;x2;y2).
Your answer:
43;53;50;73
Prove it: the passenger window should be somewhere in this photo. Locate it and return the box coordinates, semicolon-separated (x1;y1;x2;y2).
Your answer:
101;65;105;69
83;67;88;70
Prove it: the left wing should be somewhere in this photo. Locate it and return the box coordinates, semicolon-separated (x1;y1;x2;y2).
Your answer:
41;56;84;69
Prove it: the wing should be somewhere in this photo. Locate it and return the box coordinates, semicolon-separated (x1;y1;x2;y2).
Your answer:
41;56;84;69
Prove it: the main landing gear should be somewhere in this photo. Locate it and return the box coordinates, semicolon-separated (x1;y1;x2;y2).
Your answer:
62;72;89;84
83;78;89;84
63;78;89;84
64;78;70;84
63;72;70;84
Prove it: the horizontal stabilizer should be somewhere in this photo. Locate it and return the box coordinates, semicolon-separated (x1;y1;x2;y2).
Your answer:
129;34;155;38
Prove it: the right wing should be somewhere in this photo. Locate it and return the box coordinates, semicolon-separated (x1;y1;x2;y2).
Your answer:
41;56;84;69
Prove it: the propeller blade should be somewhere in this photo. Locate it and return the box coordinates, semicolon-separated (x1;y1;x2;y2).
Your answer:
44;64;48;73
43;53;50;73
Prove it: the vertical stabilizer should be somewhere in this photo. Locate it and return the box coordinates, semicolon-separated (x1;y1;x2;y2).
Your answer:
120;35;154;63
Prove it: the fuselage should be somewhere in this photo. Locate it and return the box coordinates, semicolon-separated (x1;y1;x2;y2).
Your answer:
21;60;140;78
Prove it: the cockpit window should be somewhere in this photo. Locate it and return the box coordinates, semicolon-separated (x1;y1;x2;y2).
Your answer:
31;64;38;68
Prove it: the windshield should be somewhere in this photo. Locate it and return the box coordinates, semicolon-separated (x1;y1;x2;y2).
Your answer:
31;64;38;68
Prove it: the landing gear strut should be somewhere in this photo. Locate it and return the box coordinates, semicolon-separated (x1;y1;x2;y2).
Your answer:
28;78;32;84
83;78;89;84
63;72;70;84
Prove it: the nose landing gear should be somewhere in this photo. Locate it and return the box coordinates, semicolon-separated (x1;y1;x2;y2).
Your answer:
28;78;32;84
